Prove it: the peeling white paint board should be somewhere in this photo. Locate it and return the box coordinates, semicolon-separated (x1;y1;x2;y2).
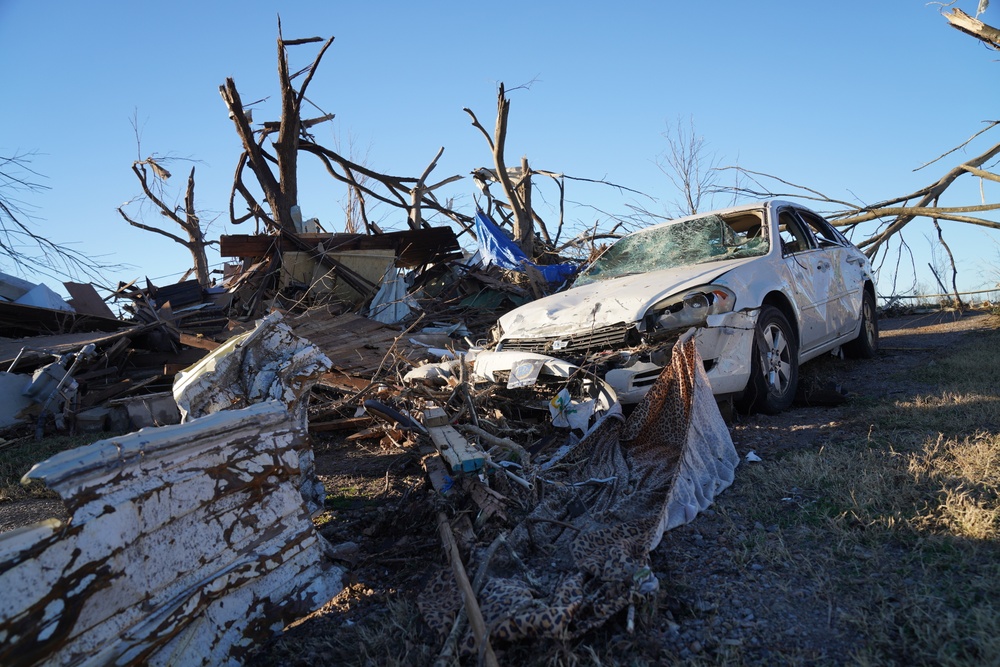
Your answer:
0;401;344;667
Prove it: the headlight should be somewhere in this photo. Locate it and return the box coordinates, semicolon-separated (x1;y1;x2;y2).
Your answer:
646;285;736;332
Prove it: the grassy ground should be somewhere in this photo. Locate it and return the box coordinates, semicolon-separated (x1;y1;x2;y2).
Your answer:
718;327;1000;666
0;431;119;502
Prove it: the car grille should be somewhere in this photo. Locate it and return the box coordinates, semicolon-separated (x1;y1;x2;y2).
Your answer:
500;323;638;356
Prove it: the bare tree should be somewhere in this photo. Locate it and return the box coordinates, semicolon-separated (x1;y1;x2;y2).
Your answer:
0;151;114;282
219;20;466;238
219;23;335;235
117;156;215;287
657;116;720;216
465;83;537;257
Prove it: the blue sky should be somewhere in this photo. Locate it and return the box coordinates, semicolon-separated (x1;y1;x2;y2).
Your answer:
0;1;997;300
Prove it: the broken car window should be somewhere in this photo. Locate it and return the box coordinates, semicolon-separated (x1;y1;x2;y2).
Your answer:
575;214;770;286
798;210;847;248
778;210;813;255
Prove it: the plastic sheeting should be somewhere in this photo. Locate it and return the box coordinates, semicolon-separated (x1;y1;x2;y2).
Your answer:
368;266;416;324
474;210;577;284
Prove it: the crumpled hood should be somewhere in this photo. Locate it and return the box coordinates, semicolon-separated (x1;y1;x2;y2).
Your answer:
498;258;755;339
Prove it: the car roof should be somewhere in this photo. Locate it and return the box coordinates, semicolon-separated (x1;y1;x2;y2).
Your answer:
639;199;808;234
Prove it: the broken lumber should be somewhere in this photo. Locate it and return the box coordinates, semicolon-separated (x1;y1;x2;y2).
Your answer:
436;512;499;667
422;406;485;473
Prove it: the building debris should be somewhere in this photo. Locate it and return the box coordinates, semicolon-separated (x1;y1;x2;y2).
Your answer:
0;402;344;667
0;177;748;663
173;312;333;514
416;337;739;652
0;311;351;665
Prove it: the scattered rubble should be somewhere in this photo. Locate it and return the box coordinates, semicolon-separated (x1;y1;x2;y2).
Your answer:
0;205;742;664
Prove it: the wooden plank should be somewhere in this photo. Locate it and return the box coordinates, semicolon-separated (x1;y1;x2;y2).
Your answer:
315;372;371;392
425;421;485;473
307;416;374;433
63;282;117;319
421;405;450;427
179;332;222;351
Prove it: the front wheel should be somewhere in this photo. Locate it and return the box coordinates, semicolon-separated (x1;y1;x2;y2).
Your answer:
737;305;799;415
843;290;879;359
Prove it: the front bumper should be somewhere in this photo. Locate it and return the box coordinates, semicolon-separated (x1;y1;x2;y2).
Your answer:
598;310;759;404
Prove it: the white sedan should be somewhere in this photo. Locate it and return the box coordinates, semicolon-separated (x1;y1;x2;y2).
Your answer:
494;199;879;414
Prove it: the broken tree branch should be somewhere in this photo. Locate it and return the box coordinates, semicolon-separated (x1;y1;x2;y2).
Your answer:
859;140;1000;256
121;160;213;286
945;7;1000;49
435;512;499;667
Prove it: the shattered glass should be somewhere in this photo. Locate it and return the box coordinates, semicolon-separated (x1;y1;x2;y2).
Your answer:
575;214;769;286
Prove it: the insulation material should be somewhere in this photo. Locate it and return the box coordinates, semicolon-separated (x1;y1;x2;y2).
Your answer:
420;337;738;647
0;401;345;667
173;312;332;514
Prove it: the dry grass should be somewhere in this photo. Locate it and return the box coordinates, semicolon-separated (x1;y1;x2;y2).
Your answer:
0;431;118;502
724;328;1000;666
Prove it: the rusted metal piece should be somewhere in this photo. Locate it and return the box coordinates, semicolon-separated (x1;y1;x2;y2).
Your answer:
0;401;344;666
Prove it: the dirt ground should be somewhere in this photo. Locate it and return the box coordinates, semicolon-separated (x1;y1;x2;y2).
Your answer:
2;309;997;664
245;308;999;666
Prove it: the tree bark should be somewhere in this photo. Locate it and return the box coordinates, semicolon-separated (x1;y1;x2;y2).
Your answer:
945;8;1000;49
119;161;213;288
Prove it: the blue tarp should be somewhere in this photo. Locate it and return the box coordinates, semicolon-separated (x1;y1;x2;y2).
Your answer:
474;210;577;284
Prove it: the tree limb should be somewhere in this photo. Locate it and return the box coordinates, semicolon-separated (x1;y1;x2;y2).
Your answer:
945;7;1000;49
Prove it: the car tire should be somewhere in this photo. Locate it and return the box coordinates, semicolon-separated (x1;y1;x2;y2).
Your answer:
843;290;879;359
738;305;799;415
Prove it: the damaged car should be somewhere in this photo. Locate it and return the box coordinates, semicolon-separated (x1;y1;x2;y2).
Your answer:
495;199;878;413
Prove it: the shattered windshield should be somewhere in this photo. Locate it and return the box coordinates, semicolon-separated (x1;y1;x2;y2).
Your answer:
575;214;769;286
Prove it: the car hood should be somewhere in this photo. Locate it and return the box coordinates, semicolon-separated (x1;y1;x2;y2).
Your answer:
498;257;758;339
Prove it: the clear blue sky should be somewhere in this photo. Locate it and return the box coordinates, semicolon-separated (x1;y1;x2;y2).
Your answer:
1;1;997;301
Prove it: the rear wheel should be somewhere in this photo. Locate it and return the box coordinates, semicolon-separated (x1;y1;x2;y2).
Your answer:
844;290;879;359
738;305;799;415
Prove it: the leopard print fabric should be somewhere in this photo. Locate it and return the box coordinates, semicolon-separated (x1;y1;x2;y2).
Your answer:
419;338;703;650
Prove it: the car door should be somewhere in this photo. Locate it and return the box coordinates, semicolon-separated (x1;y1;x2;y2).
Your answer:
776;208;835;352
796;208;864;338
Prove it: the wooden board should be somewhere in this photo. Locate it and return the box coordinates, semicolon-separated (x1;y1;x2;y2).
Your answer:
425;420;485;473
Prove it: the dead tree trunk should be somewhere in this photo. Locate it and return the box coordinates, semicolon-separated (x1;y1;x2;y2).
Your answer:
516;155;533;256
219;21;334;233
464;83;536;258
492;86;534;258
464;83;535;258
118;161;213;288
221;24;466;238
